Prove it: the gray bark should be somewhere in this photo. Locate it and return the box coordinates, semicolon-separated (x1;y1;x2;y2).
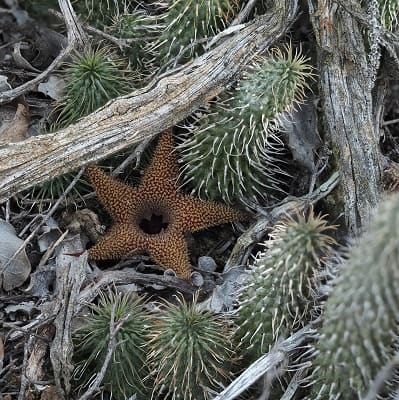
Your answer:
308;0;382;234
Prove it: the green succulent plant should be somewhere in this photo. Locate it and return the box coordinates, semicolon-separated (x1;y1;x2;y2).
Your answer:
72;0;134;28
32;47;132;205
311;194;399;399
55;46;131;128
178;45;314;206
379;0;399;29
236;211;336;362
111;11;160;72
157;0;240;64
73;290;151;399
148;293;235;400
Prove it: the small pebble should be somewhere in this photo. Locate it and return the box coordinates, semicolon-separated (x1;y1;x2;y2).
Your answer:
198;256;217;272
191;271;204;287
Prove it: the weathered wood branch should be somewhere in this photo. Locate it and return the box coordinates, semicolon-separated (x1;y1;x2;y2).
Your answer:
0;0;298;204
225;171;340;272
308;0;382;234
213;324;316;400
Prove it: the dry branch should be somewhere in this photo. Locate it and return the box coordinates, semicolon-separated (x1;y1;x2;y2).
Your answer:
225;171;340;272
50;252;87;396
0;0;298;203
213;324;316;400
308;0;382;234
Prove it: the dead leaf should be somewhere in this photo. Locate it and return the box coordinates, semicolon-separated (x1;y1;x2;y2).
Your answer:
0;102;30;143
61;209;103;243
24;267;56;298
0;75;12;91
203;266;248;312
5;301;35;321
0;219;31;291
38;75;65;100
282;98;322;172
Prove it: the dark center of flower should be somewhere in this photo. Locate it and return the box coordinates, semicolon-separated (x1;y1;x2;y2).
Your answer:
139;213;169;235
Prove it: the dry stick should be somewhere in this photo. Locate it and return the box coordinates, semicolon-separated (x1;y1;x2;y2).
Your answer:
2;323;52;342
383;118;399;126
225;171;340;272
0;41;74;105
38;229;69;267
280;369;307;400
231;0;259;25
76;304;131;400
0;0;85;105
0;0;298;202
84;24;152;49
8;265;194;343
48;8;148;50
50;252;88;394
17;335;34;400
57;0;87;46
76;269;195;315
213;324;316;400
111;137;152;176
1;168;84;272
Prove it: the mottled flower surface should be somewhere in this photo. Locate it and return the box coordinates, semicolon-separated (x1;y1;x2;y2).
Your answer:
87;129;248;280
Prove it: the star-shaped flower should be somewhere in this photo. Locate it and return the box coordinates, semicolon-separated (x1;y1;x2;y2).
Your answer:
87;129;248;280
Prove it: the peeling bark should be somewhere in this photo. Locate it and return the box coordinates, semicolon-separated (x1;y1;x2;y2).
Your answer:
308;0;382;234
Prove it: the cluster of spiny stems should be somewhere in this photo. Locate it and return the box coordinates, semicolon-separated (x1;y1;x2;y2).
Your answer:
73;292;235;400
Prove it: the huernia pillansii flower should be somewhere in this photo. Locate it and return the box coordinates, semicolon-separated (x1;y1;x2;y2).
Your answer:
236;211;336;362
178;45;314;206
87;129;248;280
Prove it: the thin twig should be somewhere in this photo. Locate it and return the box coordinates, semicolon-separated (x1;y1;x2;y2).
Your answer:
48;8;148;50
213;325;316;400
76;304;130;400
17;335;34;400
280;369;307;400
2;323;52;342
225;172;340;272
111;137;152;176
76;268;195;315
38;229;69;267
0;0;85;105
231;0;259;25
2;169;84;270
383;117;399;126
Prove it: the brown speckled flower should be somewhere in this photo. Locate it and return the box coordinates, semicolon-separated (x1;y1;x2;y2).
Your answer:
87;129;248;280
